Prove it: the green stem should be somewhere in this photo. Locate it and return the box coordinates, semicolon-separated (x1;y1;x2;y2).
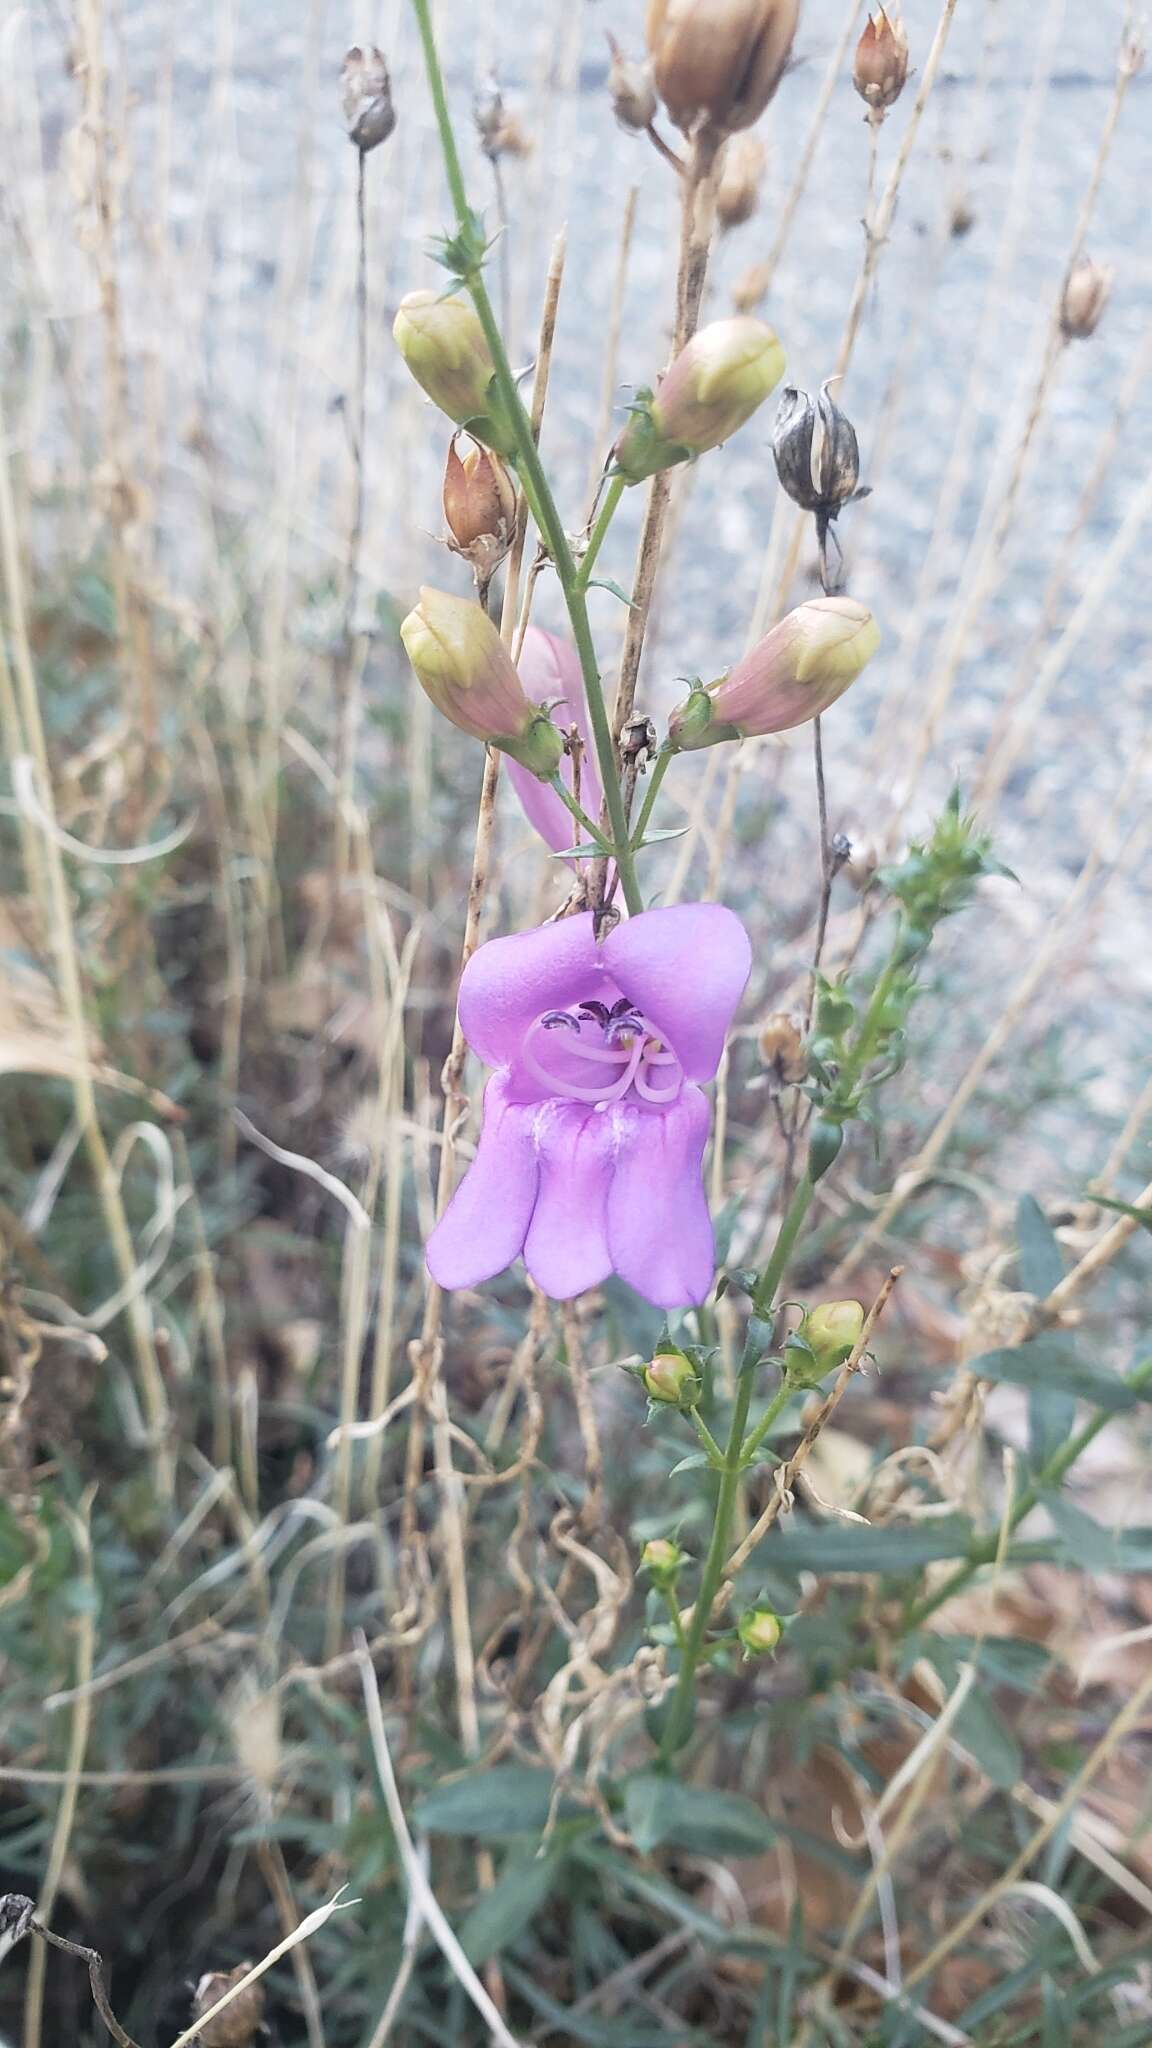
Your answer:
688;1408;725;1467
630;746;674;850
409;0;644;917
576;474;626;591
739;1376;794;1470
906;1352;1152;1630
658;1176;817;1765
662;1586;689;1651
547;773;614;855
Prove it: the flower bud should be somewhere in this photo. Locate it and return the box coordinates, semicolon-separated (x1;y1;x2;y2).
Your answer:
667;596;879;750
443;435;518;587
643;1347;702;1408
646;0;801;136
787;1299;866;1385
191;1965;265;2047
737;1606;782;1655
606;32;658;131
641;1537;685;1583
772;381;861;516
614;317;785;483
393;292;516;455
340;45;396;151
401;587;564;777
1059;257;1112;341
853;10;910;114
758;1011;807;1086
715;134;767;229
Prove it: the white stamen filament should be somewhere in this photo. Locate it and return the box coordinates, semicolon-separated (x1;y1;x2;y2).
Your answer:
521;1009;681;1107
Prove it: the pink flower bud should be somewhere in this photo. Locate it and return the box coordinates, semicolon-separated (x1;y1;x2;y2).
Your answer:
400;587;564;778
668;596;880;750
646;0;800;136
393;292;517;455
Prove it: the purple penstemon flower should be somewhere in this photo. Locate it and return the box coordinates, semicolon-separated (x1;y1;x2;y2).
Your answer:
427;903;752;1309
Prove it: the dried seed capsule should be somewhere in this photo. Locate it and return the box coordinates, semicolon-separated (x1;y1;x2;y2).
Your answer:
772;381;861;516
606;32;659;131
474;74;531;158
715;133;767;229
340;45;396;151
758;1011;808;1085
645;0;800;137
853;9;910;114
1059;257;1112;340
191;1965;265;2047
443;435;518;588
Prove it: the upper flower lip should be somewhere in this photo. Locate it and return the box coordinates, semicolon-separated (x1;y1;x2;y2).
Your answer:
458;904;752;1084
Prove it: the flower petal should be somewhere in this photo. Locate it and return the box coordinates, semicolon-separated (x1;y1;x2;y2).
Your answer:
604;904;752;1080
606;1089;715;1309
522;1101;615;1300
426;1075;538;1290
458;913;610;1068
506;628;602;857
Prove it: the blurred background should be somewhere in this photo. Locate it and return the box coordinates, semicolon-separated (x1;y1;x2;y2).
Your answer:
2;1;1152;2042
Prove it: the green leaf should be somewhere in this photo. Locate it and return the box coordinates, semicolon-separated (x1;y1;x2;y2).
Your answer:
971;1337;1147;1413
1041;1492;1152;1571
550;841;603;861
952;1688;1023;1788
622;1772;775;1858
759;1517;976;1576
634;826;688;846
667;1451;713;1476
587;577;635;607
1016;1198;1074;1465
458;1852;561;1965
1093;1195;1152;1232
1016;1196;1065;1295
412;1764;572;1839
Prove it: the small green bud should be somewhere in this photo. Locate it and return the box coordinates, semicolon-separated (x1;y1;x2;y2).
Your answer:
737;1606;783;1656
786;1299;865;1385
393;291;517;455
641;1537;685;1584
643;1348;702;1409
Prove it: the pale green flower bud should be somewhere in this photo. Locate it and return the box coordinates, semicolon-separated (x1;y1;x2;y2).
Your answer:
614;317;785;483
641;1537;686;1584
400;587;564;777
643;1347;702;1409
786;1299;866;1386
737;1606;783;1655
393;292;517;454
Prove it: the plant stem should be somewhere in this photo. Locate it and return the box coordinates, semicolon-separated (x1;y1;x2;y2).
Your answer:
630;746;673;849
662;1588;689;1651
409;0;644;917
658;1177;817;1763
906;1353;1152;1630
739;1376;795;1470
688;1408;725;1466
546;773;614;854
577;474;626;590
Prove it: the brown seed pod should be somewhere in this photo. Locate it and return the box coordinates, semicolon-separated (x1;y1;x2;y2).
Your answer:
190;1964;266;2047
853;9;910;114
340;45;395;151
645;0;800;137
